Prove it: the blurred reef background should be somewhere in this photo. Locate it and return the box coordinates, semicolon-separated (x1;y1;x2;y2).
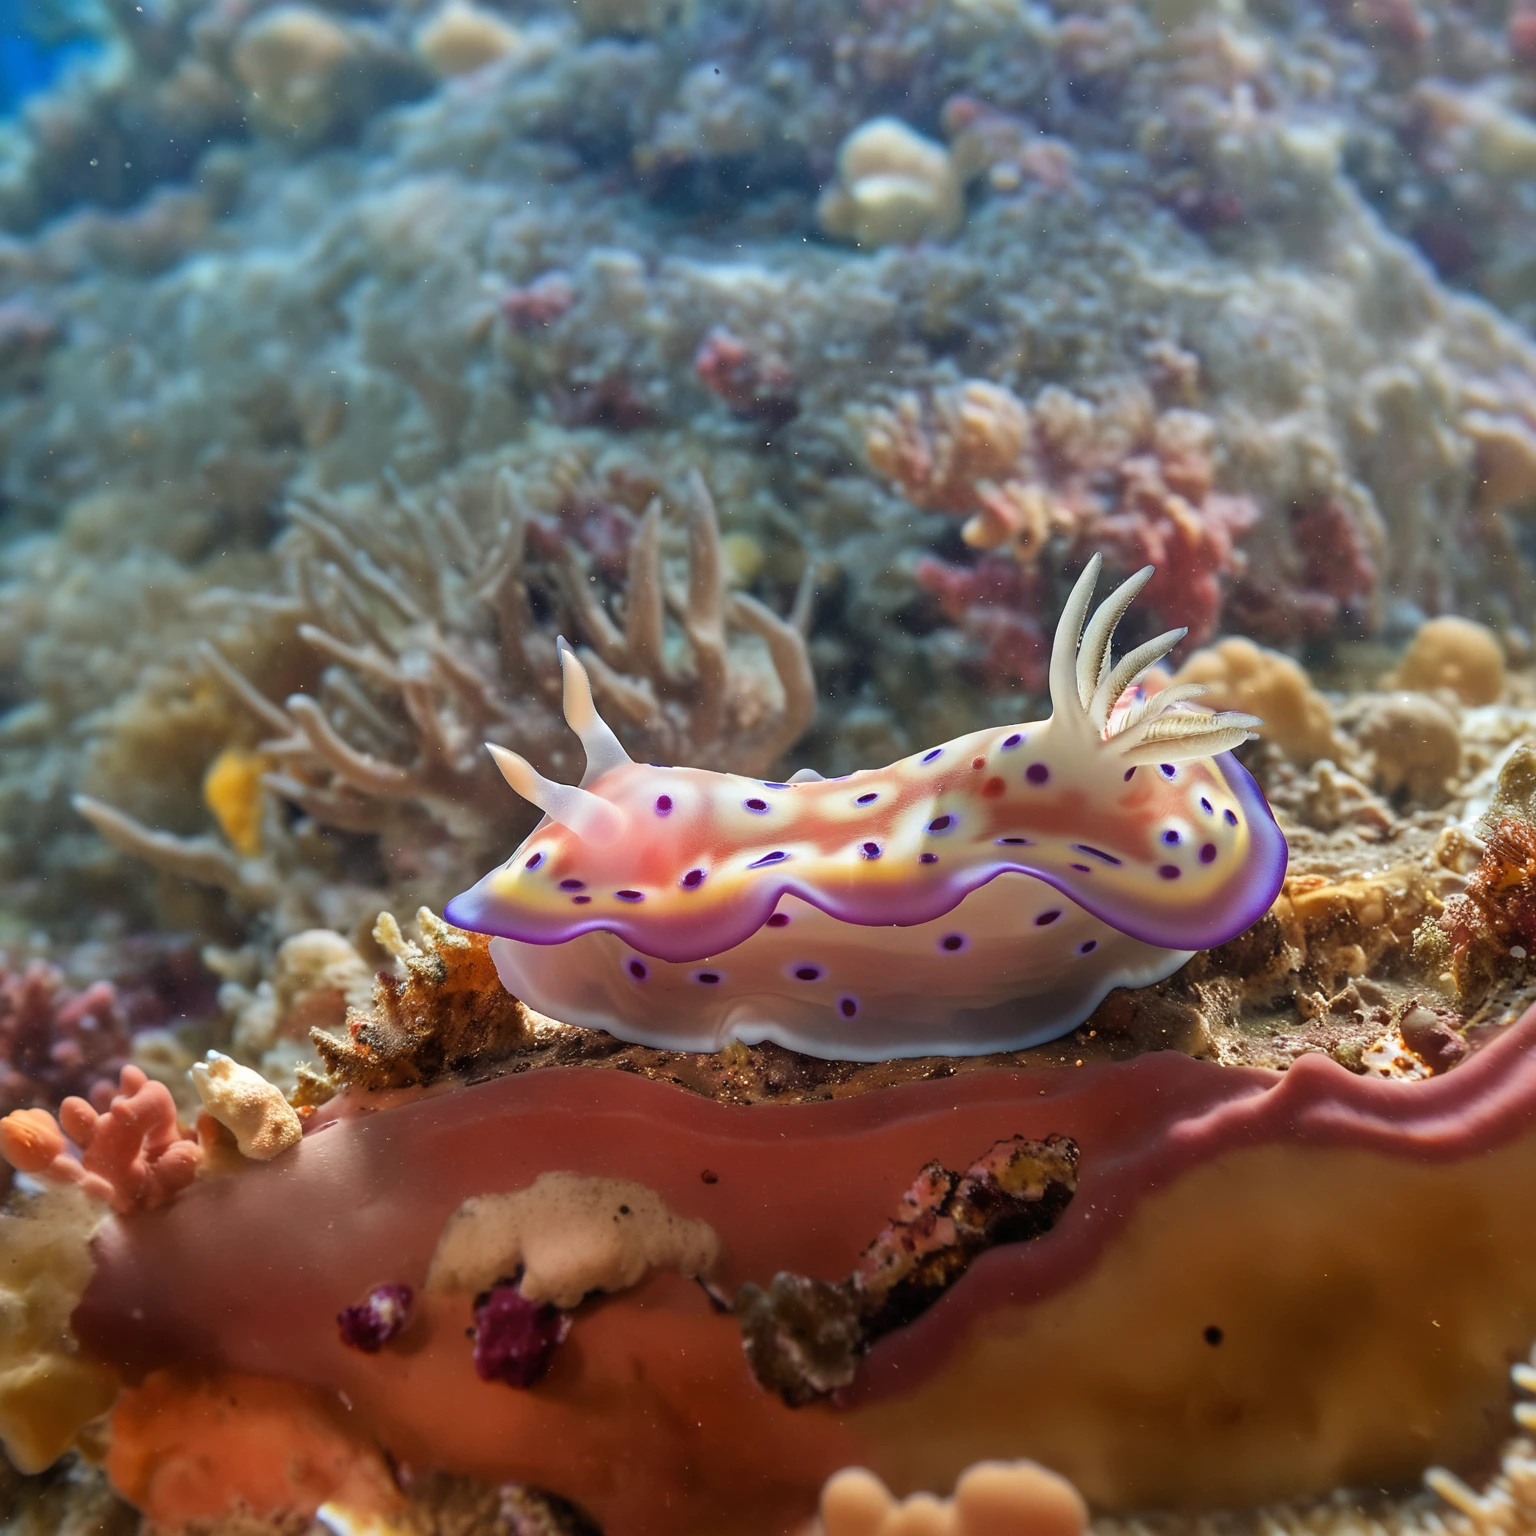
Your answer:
6;0;1536;1093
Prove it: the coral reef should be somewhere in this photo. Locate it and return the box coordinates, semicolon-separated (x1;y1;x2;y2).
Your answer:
0;961;132;1116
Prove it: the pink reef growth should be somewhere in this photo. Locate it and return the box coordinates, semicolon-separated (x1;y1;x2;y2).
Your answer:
0;1063;200;1215
0;962;133;1115
914;555;1050;690
0;945;215;1115
1233;497;1381;642
337;1284;415;1353
471;1280;572;1388
694;326;799;428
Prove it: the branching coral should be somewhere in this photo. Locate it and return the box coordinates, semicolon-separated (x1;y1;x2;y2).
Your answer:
0;1064;200;1215
75;469;815;930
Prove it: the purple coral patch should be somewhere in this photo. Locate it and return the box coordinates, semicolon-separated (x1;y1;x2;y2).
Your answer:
471;1279;570;1388
337;1283;413;1353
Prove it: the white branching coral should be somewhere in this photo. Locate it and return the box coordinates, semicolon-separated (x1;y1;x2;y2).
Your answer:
74;468;815;928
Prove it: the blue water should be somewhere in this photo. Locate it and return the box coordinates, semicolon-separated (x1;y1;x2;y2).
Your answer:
0;0;101;117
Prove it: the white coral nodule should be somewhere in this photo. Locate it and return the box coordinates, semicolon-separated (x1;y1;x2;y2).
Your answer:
190;1051;303;1161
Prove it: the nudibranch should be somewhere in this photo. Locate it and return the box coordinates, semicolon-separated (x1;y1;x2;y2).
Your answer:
445;557;1288;1058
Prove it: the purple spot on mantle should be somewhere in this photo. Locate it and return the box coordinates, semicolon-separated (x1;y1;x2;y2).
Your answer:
627;958;649;980
338;1284;413;1354
681;868;705;889
1026;763;1050;786
694;971;722;985
654;794;673;816
1073;844;1122;865
766;912;790;927
748;851;788;869
861;841;882;859
839;995;859;1018
922;748;944;764
1160;763;1177;779
1001;732;1024;749
996;836;1033;846
1071;863;1092;874
1159;864;1182;880
1200;842;1218;863
615;889;644;902
559;877;585;891
1036;910;1062;926
1224;808;1239;826
525;851;544;870
794;964;822;981
927;814;955;833
472;1280;570;1389
572;895;592;905
1124;767;1136;781
919;851;939;864
940;933;967;952
1163;829;1181;845
1078;939;1098;955
856;791;879;805
744;797;769;813
1200;797;1213;814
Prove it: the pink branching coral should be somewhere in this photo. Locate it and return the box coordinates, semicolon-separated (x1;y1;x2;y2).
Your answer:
0;1064;201;1215
874;380;1259;657
0;962;133;1116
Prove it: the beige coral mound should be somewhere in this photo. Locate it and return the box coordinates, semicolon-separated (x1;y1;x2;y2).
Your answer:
1172;638;1342;766
814;1460;1087;1536
413;1;523;77
818;119;965;249
1385;616;1506;706
232;6;359;136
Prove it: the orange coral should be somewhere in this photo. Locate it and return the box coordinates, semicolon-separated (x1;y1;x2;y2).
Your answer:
108;1371;400;1527
0;1064;201;1215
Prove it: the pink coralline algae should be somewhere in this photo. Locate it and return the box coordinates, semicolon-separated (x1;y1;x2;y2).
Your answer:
471;1279;572;1388
914;555;1050;690
337;1284;415;1353
0;962;133;1116
694;326;798;427
0;1064;201;1215
498;271;576;332
1234;497;1381;642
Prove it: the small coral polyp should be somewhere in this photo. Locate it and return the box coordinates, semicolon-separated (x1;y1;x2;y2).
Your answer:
446;557;1286;1056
